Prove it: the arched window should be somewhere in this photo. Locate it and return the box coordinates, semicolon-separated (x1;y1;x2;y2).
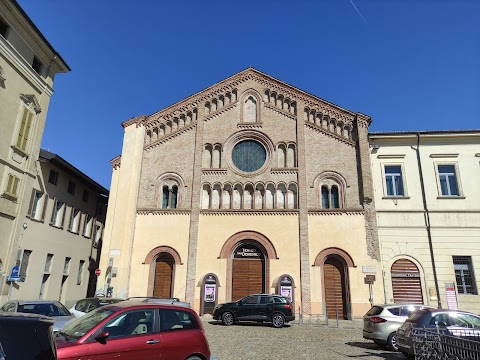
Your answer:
321;186;329;209
156;173;184;209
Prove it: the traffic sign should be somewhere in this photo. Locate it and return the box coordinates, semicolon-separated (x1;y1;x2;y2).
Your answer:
7;276;21;282
95;268;101;276
10;265;19;277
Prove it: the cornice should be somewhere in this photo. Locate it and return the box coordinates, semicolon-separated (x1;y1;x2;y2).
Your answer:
355;113;372;127
122;115;146;128
270;168;298;175
201;209;300;216
308;209;365;216
143;68;368;130
305;122;356;147
0;39;53;96
204;101;237;122
202;169;228;175
137;209;191;215
144;123;196;150
110;155;121;170
264;103;297;120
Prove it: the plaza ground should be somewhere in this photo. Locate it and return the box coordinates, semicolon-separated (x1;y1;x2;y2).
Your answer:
203;319;405;360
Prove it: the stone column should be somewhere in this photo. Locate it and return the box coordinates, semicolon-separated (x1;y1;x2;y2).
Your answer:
185;104;205;306
295;99;312;314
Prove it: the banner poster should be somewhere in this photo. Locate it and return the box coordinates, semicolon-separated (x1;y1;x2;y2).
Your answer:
204;284;216;302
445;283;458;310
280;286;293;302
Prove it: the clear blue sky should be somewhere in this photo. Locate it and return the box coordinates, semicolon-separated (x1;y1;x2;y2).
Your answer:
18;0;480;189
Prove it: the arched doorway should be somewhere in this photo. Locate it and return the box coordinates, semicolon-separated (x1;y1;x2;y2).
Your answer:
153;253;174;298
231;242;266;301
324;256;348;320
391;259;423;304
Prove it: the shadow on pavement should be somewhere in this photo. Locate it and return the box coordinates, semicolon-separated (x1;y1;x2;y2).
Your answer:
343;342;402;359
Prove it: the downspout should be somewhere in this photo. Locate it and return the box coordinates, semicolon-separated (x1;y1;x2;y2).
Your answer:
414;132;442;308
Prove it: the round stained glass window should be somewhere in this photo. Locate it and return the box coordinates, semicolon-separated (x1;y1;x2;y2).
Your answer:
232;140;266;172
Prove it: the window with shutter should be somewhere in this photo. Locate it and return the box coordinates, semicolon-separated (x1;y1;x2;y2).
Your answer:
4;174;20;197
16;108;33;151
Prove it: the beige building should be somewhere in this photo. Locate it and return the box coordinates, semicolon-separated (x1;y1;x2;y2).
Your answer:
2;150;108;307
99;68;384;319
369;130;480;313
0;0;70;301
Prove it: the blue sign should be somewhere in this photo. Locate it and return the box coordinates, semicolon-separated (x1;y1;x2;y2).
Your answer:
6;276;21;282
10;265;19;277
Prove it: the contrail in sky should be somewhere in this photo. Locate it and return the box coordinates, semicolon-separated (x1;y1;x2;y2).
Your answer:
348;0;368;24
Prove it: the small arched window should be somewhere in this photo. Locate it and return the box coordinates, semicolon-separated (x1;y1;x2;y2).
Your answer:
316;171;346;210
156;173;184;209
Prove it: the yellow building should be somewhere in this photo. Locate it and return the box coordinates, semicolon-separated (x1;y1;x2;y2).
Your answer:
369;130;480;313
0;0;69;301
99;68;384;319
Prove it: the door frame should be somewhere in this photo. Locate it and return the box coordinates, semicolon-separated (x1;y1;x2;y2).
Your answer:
144;246;182;297
219;231;278;302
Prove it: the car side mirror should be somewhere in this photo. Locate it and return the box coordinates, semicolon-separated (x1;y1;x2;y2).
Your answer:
95;331;109;344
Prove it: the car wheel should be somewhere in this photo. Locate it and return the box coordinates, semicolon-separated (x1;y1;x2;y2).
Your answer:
271;313;285;328
186;357;202;360
387;332;399;351
221;311;234;326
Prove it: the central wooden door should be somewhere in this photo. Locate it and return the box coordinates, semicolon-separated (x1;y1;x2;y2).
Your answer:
324;257;347;319
153;253;174;298
232;259;263;301
231;243;265;301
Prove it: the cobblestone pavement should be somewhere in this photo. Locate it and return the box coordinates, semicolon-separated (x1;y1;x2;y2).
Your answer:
203;320;405;360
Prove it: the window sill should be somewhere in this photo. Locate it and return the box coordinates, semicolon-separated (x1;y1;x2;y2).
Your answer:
49;223;64;230
1;192;18;202
382;196;410;200
67;229;79;235
437;196;466;199
27;216;45;223
10;145;29;159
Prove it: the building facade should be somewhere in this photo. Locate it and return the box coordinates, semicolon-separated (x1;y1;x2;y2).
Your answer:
0;0;70;300
369;131;480;314
1;150;108;307
99;68;384;318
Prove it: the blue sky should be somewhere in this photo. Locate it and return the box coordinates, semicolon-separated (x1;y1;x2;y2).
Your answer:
18;0;480;189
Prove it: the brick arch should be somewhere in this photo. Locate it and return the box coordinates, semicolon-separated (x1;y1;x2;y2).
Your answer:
219;230;278;260
144;246;183;265
313;247;355;268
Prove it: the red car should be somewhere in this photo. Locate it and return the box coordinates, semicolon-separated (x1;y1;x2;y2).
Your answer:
56;301;211;360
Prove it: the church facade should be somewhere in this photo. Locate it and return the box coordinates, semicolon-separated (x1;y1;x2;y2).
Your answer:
99;68;383;318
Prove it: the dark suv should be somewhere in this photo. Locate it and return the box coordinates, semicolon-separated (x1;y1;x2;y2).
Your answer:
213;294;295;328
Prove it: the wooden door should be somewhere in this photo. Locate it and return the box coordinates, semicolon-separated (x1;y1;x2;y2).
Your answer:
391;259;423;304
232;259;263;301
153;254;174;298
324;258;347;319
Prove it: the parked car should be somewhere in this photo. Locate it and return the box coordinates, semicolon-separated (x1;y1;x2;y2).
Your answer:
70;297;125;318
56;300;212;360
0;312;57;360
0;300;74;332
397;308;480;357
212;294;295;328
363;304;430;351
126;296;190;308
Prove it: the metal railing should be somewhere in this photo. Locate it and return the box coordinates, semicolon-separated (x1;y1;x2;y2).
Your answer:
290;306;362;327
413;328;480;360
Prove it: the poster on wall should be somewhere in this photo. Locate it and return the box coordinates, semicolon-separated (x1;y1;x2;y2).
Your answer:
445;283;458;310
280;286;293;302
205;284;216;302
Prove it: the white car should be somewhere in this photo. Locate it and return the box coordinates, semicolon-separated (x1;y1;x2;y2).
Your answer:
69;297;124;318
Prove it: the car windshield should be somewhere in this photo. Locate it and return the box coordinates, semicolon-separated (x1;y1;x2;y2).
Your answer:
61;308;114;338
366;306;383;316
18;303;71;317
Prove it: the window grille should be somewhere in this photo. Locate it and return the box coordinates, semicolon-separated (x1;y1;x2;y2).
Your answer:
453;256;477;295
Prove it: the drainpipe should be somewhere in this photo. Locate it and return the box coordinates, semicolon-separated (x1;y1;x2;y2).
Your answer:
414;132;442;308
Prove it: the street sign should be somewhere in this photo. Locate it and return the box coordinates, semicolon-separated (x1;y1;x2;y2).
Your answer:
6;276;21;282
95;268;101;276
10;265;19;277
